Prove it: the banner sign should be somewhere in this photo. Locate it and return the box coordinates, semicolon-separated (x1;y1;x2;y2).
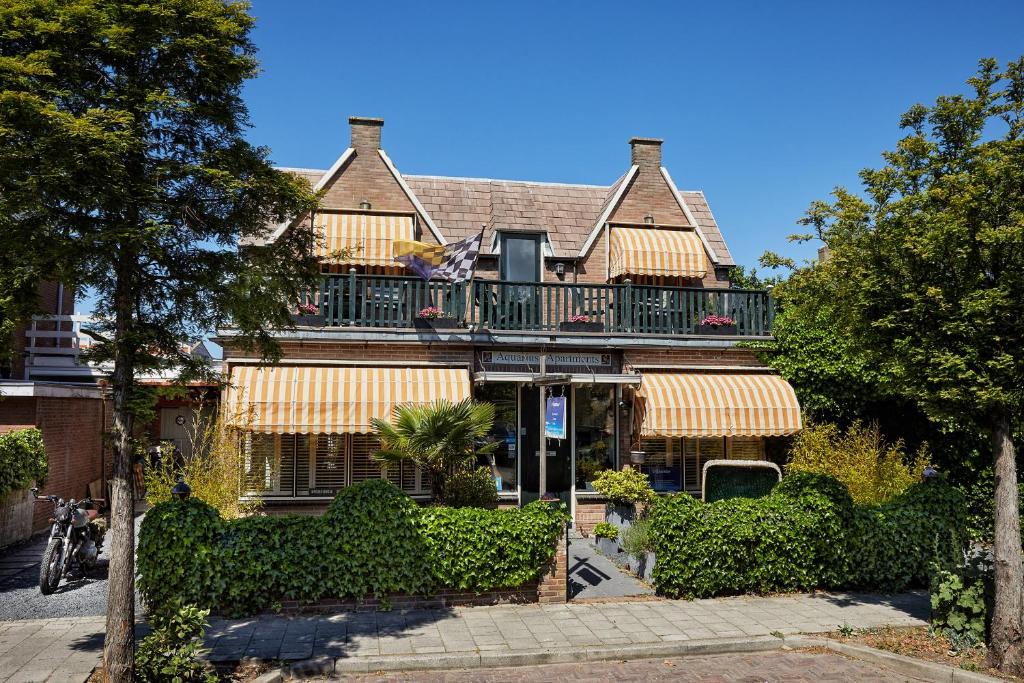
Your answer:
545;396;567;439
480;351;610;367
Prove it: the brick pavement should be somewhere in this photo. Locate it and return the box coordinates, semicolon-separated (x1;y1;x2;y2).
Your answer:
0;616;104;683
329;650;922;681
203;590;928;663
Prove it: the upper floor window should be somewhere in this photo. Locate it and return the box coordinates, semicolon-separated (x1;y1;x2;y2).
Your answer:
498;232;543;282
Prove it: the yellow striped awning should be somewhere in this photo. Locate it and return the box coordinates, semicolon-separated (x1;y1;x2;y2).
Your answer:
226;365;471;434
314;212;415;266
637;372;801;437
609;227;708;279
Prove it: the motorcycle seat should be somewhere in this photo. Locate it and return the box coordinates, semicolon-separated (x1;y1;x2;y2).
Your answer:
86;509;99;521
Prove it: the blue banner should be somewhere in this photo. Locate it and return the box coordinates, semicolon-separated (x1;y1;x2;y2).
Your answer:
544;396;567;440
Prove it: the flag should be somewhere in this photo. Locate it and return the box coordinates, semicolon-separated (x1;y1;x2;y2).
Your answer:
393;230;483;282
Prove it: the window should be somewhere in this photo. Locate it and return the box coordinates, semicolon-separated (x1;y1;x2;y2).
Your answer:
574;385;616;488
499;233;542;282
474;383;518;492
640;436;762;494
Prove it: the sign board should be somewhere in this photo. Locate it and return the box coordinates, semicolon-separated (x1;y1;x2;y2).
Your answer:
480;351;610;367
544;396;567;439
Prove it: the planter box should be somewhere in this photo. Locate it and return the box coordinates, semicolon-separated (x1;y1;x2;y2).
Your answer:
0;488;35;548
606;503;635;537
696;324;737;336
634;551;656;582
595;536;619;557
558;321;604;333
291;313;325;327
414;317;460;330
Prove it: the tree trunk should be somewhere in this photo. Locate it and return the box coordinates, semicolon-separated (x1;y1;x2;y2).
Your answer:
103;273;136;682
987;413;1024;674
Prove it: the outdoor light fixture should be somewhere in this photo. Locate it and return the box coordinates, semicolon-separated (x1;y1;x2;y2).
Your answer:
171;476;192;501
643;213;654;224
359;199;371;210
554;262;565;277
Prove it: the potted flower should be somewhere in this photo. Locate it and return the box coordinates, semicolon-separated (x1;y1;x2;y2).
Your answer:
413;306;460;330
696;314;737;335
291;302;325;327
558;314;603;333
591;521;619;557
592;466;655;537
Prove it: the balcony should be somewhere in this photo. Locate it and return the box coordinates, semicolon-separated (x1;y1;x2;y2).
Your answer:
311;274;774;337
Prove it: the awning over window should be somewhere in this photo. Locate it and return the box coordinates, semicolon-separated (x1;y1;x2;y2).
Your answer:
226;365;471;434
636;372;801;437
314;212;415;266
609;227;708;279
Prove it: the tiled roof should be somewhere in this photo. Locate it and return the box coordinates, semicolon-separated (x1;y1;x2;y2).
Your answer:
275;168;735;265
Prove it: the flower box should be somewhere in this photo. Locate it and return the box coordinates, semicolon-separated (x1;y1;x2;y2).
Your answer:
696;324;737;336
629;551;656;581
606;503;635;537
291;314;325;327
413;317;460;330
558;321;604;333
595;536;619;557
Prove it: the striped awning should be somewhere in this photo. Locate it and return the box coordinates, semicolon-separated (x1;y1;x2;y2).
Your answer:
314;212;415;266
637;372;801;437
226;365;471;434
609;227;708;278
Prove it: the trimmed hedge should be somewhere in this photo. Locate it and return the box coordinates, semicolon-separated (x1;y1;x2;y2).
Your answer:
650;472;966;599
138;480;567;616
0;427;47;499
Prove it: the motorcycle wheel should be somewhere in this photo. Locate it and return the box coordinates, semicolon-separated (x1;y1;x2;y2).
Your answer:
39;538;64;595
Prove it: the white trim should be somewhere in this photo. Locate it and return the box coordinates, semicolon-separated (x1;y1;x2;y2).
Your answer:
577;165;638;258
267;149;356;243
474;371;641;385
660;167;721;265
378;150;447;245
0;381;102;399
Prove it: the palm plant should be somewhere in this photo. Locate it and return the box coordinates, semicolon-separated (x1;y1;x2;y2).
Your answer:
372;399;499;503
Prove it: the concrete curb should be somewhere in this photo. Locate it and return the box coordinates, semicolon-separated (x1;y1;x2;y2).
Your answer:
784;635;1005;683
249;633;1005;681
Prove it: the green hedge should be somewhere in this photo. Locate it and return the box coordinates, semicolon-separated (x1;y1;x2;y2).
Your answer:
138;480;566;616
0;427;47;499
650;472;966;599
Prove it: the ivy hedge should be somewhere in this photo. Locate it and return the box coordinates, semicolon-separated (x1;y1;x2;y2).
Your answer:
650;472;966;599
0;427;47;499
138;480;567;616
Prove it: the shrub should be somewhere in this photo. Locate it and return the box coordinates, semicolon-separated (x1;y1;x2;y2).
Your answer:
703;464;779;502
592;466;655;506
442;467;499;508
621;519;653;556
649;472;967;599
136;601;216;682
592;521;618;539
930;545;994;651
0;427;47;499
138;481;566;616
787;422;928;504
421;501;567;590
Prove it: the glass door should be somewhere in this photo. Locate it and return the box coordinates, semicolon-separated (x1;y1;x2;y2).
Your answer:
520;384;572;506
499;233;542;328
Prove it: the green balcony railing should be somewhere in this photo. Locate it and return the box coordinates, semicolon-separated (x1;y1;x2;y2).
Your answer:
311;273;774;336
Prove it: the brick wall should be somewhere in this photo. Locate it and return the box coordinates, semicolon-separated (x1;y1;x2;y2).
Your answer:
9;282;73;379
537;522;568;604
609;139;688;226
574;499;607;536
225;341;473;366
624;347;762;368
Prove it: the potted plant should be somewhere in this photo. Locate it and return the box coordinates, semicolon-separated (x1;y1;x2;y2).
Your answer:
591;521;619;556
621;519;655;582
413;306;460;330
592;466;655;537
576;456;607;491
696;314;737;335
291;302;325;327
558;314;604;333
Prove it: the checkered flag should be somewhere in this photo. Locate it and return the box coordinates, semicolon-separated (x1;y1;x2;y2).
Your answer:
433;230;483;282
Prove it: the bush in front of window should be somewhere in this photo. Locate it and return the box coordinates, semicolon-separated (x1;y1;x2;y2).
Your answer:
442;467;500;509
592;522;618;539
137;480;568;616
649;471;967;599
592;466;655;506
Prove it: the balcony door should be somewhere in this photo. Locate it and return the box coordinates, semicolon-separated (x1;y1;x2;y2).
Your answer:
499;232;543;328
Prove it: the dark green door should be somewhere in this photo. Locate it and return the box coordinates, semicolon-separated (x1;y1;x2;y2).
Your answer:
520;385;572;505
499;233;542;329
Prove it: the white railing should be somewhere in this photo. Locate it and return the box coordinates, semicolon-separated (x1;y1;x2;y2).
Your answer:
23;315;105;381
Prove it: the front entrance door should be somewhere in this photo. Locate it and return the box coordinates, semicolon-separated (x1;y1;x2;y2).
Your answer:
520;385;572;506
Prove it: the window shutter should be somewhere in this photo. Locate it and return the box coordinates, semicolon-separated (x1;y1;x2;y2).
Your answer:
350;434;384;484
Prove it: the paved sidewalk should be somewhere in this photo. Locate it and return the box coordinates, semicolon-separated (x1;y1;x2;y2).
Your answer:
203;590;928;664
566;534;653;599
0;616;104;683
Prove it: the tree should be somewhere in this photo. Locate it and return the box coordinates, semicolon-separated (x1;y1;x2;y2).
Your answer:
798;58;1024;672
372;399;498;503
0;2;319;680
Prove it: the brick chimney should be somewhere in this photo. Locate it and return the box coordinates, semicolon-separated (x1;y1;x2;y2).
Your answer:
630;136;663;168
350;116;383;151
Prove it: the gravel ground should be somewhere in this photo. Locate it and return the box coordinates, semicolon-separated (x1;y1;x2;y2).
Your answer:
0;512;143;621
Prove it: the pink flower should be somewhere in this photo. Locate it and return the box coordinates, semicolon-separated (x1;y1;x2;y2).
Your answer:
418;306;445;319
297;303;319;315
567;314;590;323
700;314;735;327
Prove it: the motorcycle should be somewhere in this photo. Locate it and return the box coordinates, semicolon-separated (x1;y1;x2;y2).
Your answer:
32;489;106;595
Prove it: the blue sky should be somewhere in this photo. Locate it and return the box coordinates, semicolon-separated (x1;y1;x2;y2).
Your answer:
235;0;1024;278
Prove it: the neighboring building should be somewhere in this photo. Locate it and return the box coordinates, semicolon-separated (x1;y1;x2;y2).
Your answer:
217;117;801;530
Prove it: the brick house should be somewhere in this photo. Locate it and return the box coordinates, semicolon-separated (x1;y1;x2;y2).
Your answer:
217;117;801;531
